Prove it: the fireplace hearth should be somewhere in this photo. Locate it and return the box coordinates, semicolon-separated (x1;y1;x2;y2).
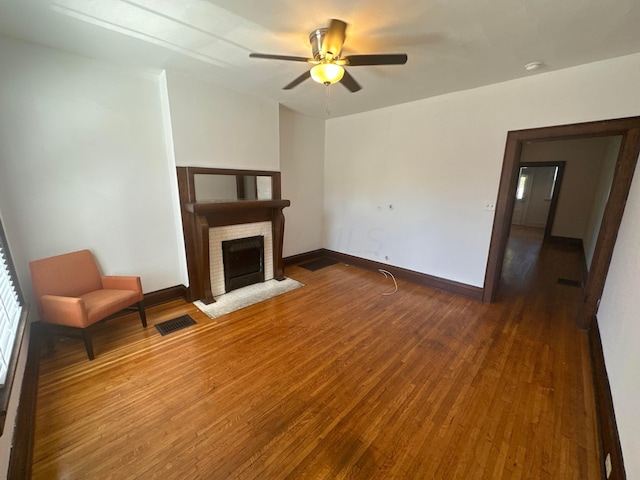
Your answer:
222;235;265;292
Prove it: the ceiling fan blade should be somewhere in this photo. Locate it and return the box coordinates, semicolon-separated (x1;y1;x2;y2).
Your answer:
322;19;347;58
250;53;311;62
283;71;311;90
344;54;408;66
339;69;362;93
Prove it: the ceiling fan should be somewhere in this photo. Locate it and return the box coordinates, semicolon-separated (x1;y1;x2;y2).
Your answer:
249;19;408;92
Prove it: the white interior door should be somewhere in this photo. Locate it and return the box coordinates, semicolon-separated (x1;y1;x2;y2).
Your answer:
523;166;557;228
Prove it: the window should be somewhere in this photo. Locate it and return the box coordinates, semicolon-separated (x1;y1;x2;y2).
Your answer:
0;219;24;387
516;168;528;200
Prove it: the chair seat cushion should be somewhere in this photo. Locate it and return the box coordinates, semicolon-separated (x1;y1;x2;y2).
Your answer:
81;289;141;325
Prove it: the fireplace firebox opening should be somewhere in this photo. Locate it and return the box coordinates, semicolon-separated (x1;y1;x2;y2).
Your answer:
222;235;265;293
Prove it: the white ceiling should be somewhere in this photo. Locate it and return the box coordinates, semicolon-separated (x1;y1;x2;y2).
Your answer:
1;0;640;118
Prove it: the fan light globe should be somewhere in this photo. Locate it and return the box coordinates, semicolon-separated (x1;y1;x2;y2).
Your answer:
310;63;344;85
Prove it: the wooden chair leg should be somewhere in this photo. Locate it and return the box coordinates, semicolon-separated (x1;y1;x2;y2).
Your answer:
82;330;95;360
138;300;147;328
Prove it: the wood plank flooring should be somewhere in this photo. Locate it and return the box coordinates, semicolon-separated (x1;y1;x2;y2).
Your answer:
31;232;599;479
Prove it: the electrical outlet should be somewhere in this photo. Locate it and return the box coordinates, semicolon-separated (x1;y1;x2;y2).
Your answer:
484;202;496;211
605;453;612;478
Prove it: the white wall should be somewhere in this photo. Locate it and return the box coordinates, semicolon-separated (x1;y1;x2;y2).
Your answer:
521;137;616;239
324;53;640;287
158;72;189;287
279;106;325;257
583;137;622;267
165;71;279;171
597;156;640;480
0;37;184;298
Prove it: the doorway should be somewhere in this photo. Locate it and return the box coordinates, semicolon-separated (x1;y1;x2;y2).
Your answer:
483;116;640;329
511;163;564;238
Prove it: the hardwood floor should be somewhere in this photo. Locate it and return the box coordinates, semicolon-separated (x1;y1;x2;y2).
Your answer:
32;234;599;479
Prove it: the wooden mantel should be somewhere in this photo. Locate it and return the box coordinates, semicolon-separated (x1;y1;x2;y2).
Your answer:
185;199;290;218
176;167;290;304
185;200;290;304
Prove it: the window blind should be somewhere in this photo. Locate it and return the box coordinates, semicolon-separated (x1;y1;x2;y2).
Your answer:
0;223;23;387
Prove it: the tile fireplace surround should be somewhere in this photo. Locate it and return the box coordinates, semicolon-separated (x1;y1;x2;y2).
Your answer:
209;222;273;297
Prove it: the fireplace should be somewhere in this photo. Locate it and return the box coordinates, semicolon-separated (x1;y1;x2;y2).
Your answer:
209;222;273;296
178;165;290;304
222;235;265;292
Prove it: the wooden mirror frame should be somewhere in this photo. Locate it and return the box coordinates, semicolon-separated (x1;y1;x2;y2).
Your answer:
176;167;289;303
186;167;281;202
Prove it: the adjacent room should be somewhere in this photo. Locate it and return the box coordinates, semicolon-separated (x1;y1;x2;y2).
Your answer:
0;0;639;478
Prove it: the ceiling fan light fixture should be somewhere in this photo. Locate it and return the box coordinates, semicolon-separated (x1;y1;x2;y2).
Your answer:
249;19;407;94
310;63;344;85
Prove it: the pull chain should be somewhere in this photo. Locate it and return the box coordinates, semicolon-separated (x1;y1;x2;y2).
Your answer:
325;83;331;117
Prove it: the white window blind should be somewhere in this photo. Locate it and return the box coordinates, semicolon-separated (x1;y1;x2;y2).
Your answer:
0;226;23;387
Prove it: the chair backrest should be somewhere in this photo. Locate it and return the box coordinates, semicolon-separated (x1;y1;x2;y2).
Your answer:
29;249;103;314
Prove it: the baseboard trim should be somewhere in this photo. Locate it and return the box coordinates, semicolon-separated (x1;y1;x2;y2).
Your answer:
283;249;325;267
320;249;483;301
589;315;626;479
548;235;584;248
8;322;43;479
144;285;187;307
548;236;589;284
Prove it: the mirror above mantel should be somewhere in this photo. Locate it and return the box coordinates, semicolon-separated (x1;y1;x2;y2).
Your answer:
194;173;273;202
182;167;281;203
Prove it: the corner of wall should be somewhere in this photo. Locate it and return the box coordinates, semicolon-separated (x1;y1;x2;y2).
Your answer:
159;70;189;286
279;107;325;257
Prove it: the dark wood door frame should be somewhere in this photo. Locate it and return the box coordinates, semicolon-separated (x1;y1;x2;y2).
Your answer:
515;161;566;240
483;116;640;329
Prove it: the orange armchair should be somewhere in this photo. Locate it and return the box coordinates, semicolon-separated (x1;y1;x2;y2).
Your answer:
29;249;147;360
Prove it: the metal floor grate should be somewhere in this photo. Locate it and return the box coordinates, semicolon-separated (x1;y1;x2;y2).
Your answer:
155;315;196;336
299;257;340;272
557;278;583;288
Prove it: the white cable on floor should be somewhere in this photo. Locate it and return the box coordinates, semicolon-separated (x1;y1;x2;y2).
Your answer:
378;269;398;295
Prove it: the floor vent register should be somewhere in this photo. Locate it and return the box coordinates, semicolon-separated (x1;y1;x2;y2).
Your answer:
154;315;196;336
